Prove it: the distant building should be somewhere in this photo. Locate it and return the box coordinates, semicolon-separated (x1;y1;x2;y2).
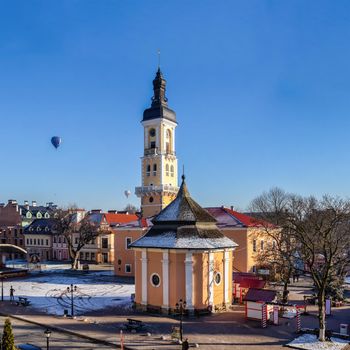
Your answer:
24;218;55;262
0;200;25;260
19;201;57;227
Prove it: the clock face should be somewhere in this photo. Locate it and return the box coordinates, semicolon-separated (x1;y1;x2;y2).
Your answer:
149;128;156;137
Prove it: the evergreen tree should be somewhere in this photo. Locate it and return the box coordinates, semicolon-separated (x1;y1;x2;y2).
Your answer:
2;318;16;350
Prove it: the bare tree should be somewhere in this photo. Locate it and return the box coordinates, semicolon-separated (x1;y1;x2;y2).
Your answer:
250;188;298;303
251;189;350;341
123;204;139;214
55;210;103;269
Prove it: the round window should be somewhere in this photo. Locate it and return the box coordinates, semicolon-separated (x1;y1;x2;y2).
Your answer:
149;196;154;203
150;273;161;287
214;272;221;285
149;128;156;137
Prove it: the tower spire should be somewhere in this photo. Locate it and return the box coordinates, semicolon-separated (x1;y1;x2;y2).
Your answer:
151;67;168;107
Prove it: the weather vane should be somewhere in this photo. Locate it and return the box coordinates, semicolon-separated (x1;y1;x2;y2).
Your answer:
157;49;161;69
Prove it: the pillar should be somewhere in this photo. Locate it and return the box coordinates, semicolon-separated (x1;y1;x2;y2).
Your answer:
208;252;214;306
162;251;169;310
141;250;148;306
185;252;193;310
224;250;230;304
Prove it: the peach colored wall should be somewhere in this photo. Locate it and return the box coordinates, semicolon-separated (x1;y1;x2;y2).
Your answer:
192;253;204;309
146;251;164;307
114;228;144;276
169;252;185;308
223;229;248;272
213;251;225;306
134;251;142;304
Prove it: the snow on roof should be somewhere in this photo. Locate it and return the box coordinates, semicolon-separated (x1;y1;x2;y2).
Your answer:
131;231;237;250
154;178;216;223
130;177;238;250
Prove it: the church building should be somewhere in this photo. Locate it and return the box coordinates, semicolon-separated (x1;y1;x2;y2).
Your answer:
130;175;237;313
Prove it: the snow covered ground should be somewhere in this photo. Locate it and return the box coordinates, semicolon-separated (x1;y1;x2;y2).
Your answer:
287;334;349;350
3;265;134;316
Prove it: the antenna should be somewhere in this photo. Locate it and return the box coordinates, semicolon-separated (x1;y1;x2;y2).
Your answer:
157;49;161;69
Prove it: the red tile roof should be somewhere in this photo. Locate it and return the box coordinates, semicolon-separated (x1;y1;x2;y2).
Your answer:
104;213;138;225
223;208;268;227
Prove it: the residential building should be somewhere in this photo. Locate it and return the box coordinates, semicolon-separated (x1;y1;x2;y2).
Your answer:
0;200;25;260
19;201;57;227
24;218;55;262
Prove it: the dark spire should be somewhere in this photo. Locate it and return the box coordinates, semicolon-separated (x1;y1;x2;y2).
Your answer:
151;68;168;107
142;68;177;123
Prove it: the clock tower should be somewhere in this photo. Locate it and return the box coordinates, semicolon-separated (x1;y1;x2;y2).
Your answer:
135;69;179;217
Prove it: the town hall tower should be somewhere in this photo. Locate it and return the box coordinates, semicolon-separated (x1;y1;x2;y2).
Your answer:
135;69;179;217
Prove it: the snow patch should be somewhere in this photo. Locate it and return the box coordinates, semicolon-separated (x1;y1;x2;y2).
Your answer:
287;334;349;350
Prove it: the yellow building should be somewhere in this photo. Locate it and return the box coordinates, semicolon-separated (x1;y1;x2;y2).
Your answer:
131;176;238;314
135;68;179;218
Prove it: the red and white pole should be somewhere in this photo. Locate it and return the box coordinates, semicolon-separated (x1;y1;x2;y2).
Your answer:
296;308;301;333
262;303;267;328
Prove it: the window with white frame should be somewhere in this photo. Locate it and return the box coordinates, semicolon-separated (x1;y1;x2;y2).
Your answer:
170;165;174;177
146;164;151;176
125;237;132;250
166;164;169;176
153;164;157;176
125;264;131;273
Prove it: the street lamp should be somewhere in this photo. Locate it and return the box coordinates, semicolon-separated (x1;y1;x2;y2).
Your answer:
0;274;6;302
175;299;186;341
44;328;51;350
67;284;77;317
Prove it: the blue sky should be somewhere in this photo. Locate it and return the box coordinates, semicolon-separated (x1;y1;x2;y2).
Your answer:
1;0;350;211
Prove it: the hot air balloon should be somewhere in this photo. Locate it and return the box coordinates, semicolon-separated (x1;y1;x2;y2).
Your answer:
124;190;131;198
51;136;62;149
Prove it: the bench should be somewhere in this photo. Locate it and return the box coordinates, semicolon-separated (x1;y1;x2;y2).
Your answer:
16;297;30;307
124;318;145;332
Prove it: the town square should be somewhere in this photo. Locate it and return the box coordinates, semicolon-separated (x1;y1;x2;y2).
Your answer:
1;1;350;349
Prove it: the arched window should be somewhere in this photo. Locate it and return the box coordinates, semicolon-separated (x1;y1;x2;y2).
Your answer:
146;164;151;176
166;164;169;176
170;165;174;177
149;128;156;149
166;129;172;153
153;164;157;176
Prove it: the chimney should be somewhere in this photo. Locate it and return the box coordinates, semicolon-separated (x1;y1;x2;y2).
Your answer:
24;200;29;205
108;210;117;214
32;201;37;207
230;206;235;211
8;199;17;205
0;203;4;208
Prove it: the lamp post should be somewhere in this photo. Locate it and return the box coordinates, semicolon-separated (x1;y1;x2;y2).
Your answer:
0;274;6;302
175;299;186;341
67;284;77;317
44;328;51;350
